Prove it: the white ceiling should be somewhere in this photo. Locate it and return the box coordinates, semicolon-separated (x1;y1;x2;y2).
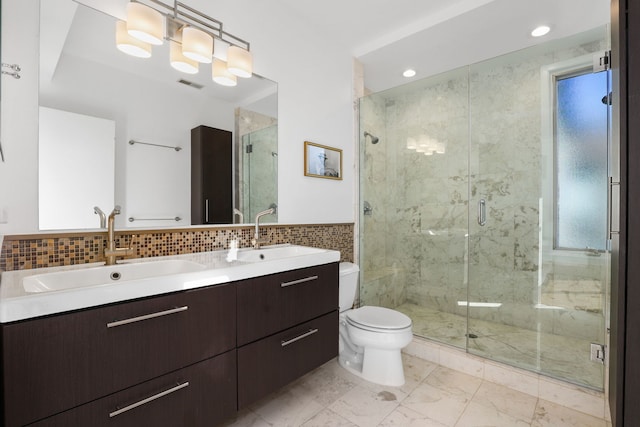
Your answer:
276;0;610;92
46;0;611;97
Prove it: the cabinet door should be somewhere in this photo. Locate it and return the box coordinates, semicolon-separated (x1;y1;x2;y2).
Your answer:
1;284;235;427
237;311;338;409
237;263;339;346
191;125;233;224
28;350;237;427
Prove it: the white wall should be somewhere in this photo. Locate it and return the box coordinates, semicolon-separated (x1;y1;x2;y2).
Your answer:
38;107;115;230
0;0;355;235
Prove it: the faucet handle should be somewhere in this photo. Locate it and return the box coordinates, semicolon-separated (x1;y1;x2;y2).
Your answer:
127;234;137;253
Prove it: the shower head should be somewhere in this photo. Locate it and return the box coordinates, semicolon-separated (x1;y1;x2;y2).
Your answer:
364;131;380;144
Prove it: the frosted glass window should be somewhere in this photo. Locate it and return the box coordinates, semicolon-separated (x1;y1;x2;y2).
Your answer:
555;71;609;250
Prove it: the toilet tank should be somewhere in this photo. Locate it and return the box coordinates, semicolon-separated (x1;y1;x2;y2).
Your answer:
339;262;360;312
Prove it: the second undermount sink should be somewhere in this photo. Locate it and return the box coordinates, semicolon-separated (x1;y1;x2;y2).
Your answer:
236;245;329;263
23;259;208;293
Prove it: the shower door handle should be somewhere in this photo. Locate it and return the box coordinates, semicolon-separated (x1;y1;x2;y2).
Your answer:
608;177;620;238
478;199;486;226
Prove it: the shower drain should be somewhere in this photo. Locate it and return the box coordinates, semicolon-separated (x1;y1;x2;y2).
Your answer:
466;333;479;339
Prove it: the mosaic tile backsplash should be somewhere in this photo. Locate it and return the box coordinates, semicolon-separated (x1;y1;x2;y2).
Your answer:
0;223;354;271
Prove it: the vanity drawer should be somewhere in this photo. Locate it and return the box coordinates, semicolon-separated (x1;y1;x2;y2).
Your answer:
1;283;235;427
28;350;237;427
237;310;338;409
236;262;339;346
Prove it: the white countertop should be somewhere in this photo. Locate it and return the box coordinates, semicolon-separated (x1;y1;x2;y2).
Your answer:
0;245;340;323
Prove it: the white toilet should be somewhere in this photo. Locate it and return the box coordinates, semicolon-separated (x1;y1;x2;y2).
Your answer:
338;262;413;386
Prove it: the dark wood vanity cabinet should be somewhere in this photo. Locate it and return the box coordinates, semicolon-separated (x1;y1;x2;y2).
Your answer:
236;263;339;408
28;350;237;427
0;262;339;426
1;283;236;427
191;125;233;225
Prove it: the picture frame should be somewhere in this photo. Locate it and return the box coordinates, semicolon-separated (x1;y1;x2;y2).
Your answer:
304;141;343;180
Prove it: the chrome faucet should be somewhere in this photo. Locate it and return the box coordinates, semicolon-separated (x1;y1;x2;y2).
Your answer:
251;205;277;249
93;206;106;229
104;206;133;265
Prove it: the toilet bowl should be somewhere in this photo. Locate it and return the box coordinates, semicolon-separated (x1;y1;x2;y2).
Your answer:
338;263;413;386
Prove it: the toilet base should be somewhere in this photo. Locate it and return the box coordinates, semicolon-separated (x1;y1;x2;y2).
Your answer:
338;346;406;387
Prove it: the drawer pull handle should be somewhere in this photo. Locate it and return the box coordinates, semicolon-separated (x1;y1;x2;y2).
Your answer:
109;381;190;417
281;275;319;288
107;306;188;328
281;328;319;347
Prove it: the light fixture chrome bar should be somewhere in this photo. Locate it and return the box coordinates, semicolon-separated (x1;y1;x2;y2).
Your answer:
129;139;182;151
128;216;182;222
134;0;250;51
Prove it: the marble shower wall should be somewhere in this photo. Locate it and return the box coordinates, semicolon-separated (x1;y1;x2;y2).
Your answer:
360;28;609;344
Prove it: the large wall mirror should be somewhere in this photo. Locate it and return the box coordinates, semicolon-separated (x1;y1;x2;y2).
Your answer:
38;0;278;231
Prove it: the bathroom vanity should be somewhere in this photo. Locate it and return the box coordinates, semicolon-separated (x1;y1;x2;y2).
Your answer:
0;246;339;426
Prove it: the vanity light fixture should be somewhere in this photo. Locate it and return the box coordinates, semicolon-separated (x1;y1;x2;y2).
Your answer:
227;45;253;78
126;2;164;45
182;26;213;63
116;20;152;58
212;58;237;86
403;68;416;78
531;25;551;37
116;0;253;86
170;41;198;74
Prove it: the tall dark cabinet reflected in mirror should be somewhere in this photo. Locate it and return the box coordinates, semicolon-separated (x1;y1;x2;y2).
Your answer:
191;126;233;225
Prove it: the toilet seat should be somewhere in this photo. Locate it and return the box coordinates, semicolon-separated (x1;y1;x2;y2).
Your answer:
346;306;412;332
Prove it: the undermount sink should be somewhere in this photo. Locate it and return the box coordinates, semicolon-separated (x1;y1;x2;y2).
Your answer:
236;245;329;263
22;259;208;293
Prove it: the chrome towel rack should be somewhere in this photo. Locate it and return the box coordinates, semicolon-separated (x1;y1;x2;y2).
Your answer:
128;216;182;222
129;139;182;152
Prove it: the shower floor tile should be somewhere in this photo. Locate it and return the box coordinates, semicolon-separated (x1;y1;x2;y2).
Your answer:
395;303;604;390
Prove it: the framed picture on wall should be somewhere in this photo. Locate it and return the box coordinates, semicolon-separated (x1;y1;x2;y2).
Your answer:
304;141;343;180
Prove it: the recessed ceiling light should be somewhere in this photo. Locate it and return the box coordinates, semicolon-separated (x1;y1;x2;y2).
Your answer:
403;69;416;78
531;25;551;37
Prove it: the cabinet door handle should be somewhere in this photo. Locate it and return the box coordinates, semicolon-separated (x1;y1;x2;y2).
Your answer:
107;306;188;328
109;381;189;417
280;275;318;288
205;199;209;223
281;328;318;347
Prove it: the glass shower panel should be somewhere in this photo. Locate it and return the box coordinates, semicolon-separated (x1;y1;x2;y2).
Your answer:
467;28;609;389
359;68;470;349
241;125;278;222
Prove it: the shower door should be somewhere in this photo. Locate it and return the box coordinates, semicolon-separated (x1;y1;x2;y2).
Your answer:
240;125;278;223
466;42;611;389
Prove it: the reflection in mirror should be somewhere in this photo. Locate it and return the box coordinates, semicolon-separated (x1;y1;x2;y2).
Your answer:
38;0;277;230
236;108;278;224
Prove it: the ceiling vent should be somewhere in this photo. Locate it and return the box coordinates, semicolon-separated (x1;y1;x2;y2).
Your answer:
177;79;204;89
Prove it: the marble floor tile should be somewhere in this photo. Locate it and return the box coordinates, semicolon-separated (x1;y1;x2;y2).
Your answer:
378;405;450;426
401;381;472;426
423;367;482;398
223;358;608;427
250;387;325;426
328;384;403;427
532;399;607;427
470;381;537;422
220;409;273;427
455;401;531;426
300;408;358;427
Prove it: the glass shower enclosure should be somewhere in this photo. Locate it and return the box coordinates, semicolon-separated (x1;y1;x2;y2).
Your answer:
359;26;610;390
